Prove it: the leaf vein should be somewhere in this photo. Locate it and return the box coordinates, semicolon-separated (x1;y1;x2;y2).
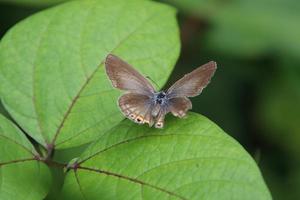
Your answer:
77;166;187;200
0;134;35;156
0;158;36;166
74;170;88;200
79;133;235;164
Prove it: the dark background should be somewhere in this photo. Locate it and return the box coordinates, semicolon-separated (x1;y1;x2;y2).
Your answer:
1;0;299;199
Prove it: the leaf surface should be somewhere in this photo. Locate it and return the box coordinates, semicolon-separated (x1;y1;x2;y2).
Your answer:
0;115;51;200
60;113;271;200
0;0;180;149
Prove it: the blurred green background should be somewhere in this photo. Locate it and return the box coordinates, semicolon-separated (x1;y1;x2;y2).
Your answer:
0;0;299;199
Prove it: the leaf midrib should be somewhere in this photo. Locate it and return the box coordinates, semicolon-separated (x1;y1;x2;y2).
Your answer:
76;166;187;200
0;158;35;166
74;156;259;200
0;134;35;156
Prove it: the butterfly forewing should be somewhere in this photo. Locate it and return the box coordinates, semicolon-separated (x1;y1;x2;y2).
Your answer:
118;93;154;126
167;61;217;98
105;54;155;96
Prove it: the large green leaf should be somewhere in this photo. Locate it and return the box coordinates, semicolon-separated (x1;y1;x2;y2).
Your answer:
59;113;271;200
0;114;51;200
0;101;10;119
0;0;180;149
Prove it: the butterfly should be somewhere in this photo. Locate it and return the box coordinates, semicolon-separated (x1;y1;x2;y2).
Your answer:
105;54;217;128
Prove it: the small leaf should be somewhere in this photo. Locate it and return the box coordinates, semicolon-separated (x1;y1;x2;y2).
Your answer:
0;115;51;200
59;113;271;200
0;0;180;149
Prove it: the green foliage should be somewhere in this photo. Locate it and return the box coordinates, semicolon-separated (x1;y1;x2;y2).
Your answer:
0;115;51;200
159;1;300;198
60;114;271;200
257;67;300;155
0;0;270;199
0;0;179;149
164;0;300;59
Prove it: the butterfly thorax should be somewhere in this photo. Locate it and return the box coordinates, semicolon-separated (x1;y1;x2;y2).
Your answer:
151;91;168;119
154;91;168;105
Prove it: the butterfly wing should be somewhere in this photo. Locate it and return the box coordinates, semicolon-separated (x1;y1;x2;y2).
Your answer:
118;93;154;126
167;61;217;98
154;108;166;128
105;54;155;96
168;97;192;118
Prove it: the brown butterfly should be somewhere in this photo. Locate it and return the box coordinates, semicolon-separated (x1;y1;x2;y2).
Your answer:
105;54;217;128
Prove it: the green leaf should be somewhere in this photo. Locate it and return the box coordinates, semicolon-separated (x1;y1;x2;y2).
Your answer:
0;114;51;200
59;113;271;200
0;0;180;149
0;101;10;119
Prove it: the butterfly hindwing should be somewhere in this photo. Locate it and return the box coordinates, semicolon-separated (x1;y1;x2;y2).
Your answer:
118;93;154;126
154;107;167;128
168;97;192;118
153;97;191;128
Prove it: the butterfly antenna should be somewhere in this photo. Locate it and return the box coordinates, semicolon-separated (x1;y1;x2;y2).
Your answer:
146;76;160;90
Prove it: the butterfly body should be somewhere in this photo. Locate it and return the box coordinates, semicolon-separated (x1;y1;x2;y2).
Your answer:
105;54;216;128
153;91;167;105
